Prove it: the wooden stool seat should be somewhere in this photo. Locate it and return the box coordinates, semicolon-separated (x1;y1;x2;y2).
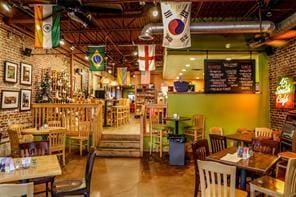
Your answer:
206;184;247;197
250;176;284;196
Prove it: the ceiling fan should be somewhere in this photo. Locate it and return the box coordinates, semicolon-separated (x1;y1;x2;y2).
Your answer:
249;30;296;48
31;0;123;27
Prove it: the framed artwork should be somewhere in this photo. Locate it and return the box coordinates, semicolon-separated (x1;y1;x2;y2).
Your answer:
4;61;18;83
20;62;32;85
1;90;19;109
20;89;32;111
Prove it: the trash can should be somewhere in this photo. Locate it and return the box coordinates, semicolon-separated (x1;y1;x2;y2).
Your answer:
168;134;186;165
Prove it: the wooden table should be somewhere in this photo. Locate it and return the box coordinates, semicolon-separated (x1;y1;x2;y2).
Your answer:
165;117;190;135
0;155;62;183
207;147;279;190
225;133;254;146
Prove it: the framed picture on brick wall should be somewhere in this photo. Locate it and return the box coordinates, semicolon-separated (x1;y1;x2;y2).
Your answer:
20;62;32;85
1;90;19;109
4;61;18;83
20;89;32;111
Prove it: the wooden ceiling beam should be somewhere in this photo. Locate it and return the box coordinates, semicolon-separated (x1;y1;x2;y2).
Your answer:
62;28;141;33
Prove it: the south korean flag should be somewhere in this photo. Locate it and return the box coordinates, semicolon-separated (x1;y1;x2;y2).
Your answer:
161;2;191;49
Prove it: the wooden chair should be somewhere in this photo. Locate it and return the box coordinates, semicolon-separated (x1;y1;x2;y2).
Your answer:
209;127;223;135
209;134;227;153
19;140;54;197
254;127;273;139
52;150;96;197
0;182;34;197
48;120;62;127
7;129;21;157
252;139;280;155
49;129;66;166
149;107;170;158
9;124;33;143
69;121;91;156
184;114;205;141
250;158;296;197
198;160;247;197
191;140;210;197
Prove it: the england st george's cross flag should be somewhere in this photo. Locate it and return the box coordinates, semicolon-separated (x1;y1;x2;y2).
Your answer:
138;45;156;71
161;2;192;49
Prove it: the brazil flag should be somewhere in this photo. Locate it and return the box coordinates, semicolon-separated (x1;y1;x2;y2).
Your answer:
88;46;106;71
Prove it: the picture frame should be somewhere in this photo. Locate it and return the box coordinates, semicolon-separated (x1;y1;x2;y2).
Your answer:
20;62;32;85
4;61;18;83
20;89;32;111
1;90;19;109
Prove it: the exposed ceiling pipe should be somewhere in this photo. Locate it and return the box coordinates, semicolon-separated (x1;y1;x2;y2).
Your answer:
138;21;275;40
272;12;296;37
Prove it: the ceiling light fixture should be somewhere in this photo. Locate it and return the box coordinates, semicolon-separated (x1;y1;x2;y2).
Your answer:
225;43;231;49
108;70;112;74
176;76;180;80
59;39;65;45
84;55;89;60
190;57;196;61
185;64;190;67
196;77;200;80
133;51;138;56
70;46;75;51
179;73;183;76
226;57;232;61
182;69;186;72
2;2;11;12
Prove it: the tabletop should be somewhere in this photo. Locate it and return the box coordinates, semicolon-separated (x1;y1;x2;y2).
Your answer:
225;133;254;143
165;117;191;121
22;127;66;135
207;147;279;174
0;155;62;183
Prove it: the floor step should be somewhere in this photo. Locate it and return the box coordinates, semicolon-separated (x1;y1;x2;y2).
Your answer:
96;148;140;157
99;140;140;149
101;134;140;141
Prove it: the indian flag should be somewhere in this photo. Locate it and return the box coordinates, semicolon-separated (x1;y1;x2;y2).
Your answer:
34;5;60;49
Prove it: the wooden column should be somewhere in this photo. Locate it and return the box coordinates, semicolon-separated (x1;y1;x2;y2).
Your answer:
70;54;74;97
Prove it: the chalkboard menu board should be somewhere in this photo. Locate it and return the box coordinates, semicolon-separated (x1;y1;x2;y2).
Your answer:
204;59;255;93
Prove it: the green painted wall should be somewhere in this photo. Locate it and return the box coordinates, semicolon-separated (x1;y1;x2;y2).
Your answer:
167;53;270;137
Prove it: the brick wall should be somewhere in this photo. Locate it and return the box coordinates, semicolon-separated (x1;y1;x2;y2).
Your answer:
268;39;296;130
0;24;88;135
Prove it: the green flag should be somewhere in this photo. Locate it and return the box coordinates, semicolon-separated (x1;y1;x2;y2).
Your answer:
88;46;105;71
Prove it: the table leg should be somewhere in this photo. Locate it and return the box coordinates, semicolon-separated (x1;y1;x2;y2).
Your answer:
175;120;179;135
239;169;247;190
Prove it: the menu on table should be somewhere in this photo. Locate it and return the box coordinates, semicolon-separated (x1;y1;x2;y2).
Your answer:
204;59;255;93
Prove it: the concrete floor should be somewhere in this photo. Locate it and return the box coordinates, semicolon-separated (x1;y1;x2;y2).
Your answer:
54;153;195;197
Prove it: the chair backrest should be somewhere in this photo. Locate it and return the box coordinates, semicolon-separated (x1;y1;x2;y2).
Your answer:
48;120;62;127
149;107;166;126
209;134;227;154
85;149;96;192
79;121;91;137
192;114;205;137
284;158;296;197
7;129;20;157
209;127;223;135
252;139;280;155
192;140;210;175
19;141;49;157
0;182;34;197
49;129;66;149
198;160;237;197
254;127;273;139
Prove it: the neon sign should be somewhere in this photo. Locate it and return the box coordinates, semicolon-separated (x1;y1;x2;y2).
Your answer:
275;77;295;109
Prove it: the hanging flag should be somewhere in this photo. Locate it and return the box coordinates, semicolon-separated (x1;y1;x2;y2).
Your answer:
88;46;106;71
141;71;150;84
126;71;131;85
117;67;128;85
138;45;156;71
34;5;60;49
161;2;191;49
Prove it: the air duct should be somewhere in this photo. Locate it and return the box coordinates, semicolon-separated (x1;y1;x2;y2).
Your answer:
139;21;275;40
272;12;296;37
